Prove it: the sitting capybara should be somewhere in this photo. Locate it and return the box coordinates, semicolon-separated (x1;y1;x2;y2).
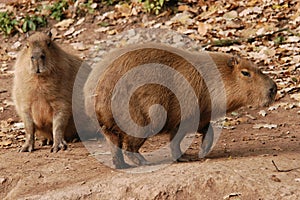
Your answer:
13;32;82;152
86;44;277;168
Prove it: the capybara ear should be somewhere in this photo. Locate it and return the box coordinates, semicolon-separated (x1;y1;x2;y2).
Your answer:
227;55;241;68
47;30;52;39
45;31;52;46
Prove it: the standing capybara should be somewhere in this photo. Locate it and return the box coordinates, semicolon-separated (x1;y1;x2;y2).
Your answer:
13;32;82;152
86;44;277;168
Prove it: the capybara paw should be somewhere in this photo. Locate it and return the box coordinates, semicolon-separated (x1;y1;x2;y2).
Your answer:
114;162;132;169
50;140;67;153
176;155;190;162
41;139;53;146
19;143;34;152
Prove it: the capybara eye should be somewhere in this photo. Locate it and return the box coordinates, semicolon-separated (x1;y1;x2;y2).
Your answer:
41;54;46;60
241;71;251;77
47;40;51;47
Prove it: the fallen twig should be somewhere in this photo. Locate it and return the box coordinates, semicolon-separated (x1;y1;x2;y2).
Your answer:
272;160;300;172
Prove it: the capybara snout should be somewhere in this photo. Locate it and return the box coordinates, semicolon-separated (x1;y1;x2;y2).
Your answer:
268;80;277;102
30;50;46;74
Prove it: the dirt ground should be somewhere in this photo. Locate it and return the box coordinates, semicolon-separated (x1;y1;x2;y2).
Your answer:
0;11;300;200
0;100;299;199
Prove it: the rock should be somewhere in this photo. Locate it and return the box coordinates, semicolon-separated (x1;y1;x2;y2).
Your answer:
0;177;6;184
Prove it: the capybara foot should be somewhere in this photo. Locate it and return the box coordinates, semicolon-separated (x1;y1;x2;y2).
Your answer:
41;139;53;146
71;137;80;143
113;157;132;169
19;143;34;152
124;151;149;166
115;162;132;169
51;140;67;152
176;154;190;162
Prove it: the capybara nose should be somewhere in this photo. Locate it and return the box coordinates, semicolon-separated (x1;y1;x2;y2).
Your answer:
269;82;277;99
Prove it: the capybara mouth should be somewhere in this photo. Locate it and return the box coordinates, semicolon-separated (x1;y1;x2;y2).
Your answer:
262;82;277;107
261;97;276;107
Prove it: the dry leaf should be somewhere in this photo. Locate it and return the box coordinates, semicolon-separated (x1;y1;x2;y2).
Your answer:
95;27;110;33
70;42;88;51
223;10;238;20
75;18;85;26
291;93;300;101
178;5;190;12
115;3;132;17
11;41;22;50
64;27;75;36
197;22;211;35
0;140;12;146
286;36;300;43
13;122;24;130
253;124;277;129
258;110;267;117
54;19;74;29
72;28;86;37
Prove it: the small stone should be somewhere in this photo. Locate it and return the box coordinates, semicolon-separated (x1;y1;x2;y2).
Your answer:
271;175;281;182
173;35;183;43
0;177;6;184
127;29;136;37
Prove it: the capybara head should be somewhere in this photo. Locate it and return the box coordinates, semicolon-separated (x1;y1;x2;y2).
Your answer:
213;53;277;110
25;32;54;75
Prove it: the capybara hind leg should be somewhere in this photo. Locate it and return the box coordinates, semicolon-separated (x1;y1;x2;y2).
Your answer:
123;137;148;166
102;128;131;169
109;141;131;169
199;124;214;158
170;130;188;162
20;113;35;152
51;112;68;152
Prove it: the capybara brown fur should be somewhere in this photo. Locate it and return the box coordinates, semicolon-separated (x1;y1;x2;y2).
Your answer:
13;32;82;152
86;44;277;168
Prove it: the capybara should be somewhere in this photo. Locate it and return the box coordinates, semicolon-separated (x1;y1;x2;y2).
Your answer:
86;44;277;168
13;32;82;152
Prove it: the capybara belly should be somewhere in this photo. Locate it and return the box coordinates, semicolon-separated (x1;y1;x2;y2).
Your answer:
31;97;53;129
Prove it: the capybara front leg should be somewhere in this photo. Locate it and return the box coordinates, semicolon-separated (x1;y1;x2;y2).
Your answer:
20;113;35;152
170;130;187;162
51;112;68;152
199;123;214;158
